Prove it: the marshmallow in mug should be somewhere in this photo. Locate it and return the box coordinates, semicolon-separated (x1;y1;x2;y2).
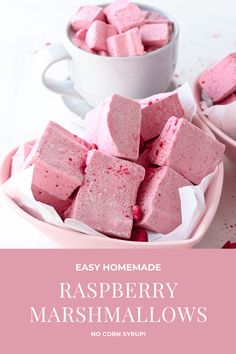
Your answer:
70;0;173;56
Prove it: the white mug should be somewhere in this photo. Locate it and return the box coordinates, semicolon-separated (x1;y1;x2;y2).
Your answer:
36;3;179;107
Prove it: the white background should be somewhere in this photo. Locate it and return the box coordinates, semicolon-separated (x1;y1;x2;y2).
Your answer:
0;0;236;248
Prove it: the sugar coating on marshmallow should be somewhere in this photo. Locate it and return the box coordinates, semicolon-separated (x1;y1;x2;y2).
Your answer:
84;93;142;161
25;121;91;202
107;27;144;57
11;142;33;176
140;93;185;141
140;23;169;48
137;166;191;234
198;53;236;103
108;2;146;33
149;117;225;184
68;149;145;239
71;6;105;31
85;20;117;51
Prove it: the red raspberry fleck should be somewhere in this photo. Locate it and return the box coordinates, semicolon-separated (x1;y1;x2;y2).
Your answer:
130;229;148;242
132;205;143;222
81;159;87;172
148;101;153;106
222;241;236;249
91;143;98;150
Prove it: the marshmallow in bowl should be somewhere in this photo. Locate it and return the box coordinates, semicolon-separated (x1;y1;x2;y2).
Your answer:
24;121;91;214
137;166;191;234
198;53;236;103
140;23;169;48
85;20;117;51
70;0;173;57
67;149;145;239
140;92;185;141
71;6;105;31
107;27;144;57
84;93;142;161
149;117;225;184
107;2;146;33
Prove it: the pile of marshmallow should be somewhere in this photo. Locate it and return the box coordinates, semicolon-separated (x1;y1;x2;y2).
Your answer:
11;90;225;242
70;0;173;57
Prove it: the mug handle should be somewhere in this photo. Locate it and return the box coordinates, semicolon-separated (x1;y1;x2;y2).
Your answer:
35;43;78;97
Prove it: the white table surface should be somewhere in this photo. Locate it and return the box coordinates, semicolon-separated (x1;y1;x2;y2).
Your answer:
0;0;236;248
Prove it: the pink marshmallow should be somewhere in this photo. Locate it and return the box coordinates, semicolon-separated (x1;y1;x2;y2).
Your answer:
149;117;225;184
140;92;185;141
84;93;142;161
140;23;169;48
104;0;130;21
11;142;33;176
71;35;95;53
85;20;117;51
25;121;91;210
99;50;108;56
107;27;144;57
71;6;105;31
75;28;87;41
198;53;236;103
108;3;146;33
137;166;191;234
68;149;145;239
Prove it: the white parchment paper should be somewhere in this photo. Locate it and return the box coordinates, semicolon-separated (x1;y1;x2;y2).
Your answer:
203;102;236;139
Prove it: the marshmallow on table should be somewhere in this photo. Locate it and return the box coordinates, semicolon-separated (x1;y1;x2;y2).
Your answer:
108;2;146;33
11;142;33;176
140;92;185;141
107;27;144;57
84;93;142;161
24;121;91;214
140;23;169;48
71;6;105;31
136;166;191;234
198;53;236;103
149;117;225;184
68;149;145;239
85;20;117;51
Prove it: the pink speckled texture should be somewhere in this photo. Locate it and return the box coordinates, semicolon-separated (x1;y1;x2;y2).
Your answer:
198;53;236;103
140;92;185;141
25;121;90;206
107;2;146;33
107;27;144;57
11;142;33;176
140;23;169;48
137;166;191;234
149;117;225;184
69;149;145;239
84;93;142;161
71;6;105;31
85;20;117;51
